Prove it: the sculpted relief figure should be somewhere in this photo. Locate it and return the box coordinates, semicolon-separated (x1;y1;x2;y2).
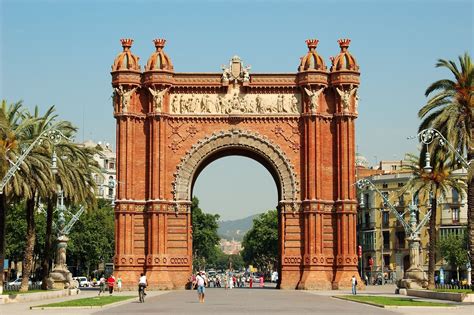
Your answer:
354;89;359;114
114;85;137;113
171;95;179;113
148;87;169;113
201;95;212;113
304;87;324;112
221;65;232;82
336;87;357;112
290;95;299;113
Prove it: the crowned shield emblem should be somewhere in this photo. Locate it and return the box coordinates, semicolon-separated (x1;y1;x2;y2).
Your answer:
231;56;242;79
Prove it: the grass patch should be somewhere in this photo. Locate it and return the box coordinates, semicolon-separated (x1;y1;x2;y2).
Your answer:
35;295;134;308
338;295;453;307
433;289;474;294
2;289;45;295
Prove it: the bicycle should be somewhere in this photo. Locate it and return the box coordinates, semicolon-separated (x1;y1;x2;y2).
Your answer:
138;284;146;303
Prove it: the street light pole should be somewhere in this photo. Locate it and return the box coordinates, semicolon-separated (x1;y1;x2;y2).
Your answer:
357;178;430;288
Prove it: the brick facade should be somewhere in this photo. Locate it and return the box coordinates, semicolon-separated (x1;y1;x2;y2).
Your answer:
111;38;361;289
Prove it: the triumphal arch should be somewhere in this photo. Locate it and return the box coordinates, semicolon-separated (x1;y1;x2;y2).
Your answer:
111;37;360;289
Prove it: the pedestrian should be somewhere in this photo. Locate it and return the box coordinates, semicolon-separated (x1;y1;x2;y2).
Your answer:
117;275;122;292
98;275;106;296
107;275;116;295
351;275;357;295
259;275;264;288
196;271;207;303
249;277;253;288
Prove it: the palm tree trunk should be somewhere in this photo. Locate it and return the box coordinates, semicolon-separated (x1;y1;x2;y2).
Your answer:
41;199;54;290
20;194;36;292
0;192;7;294
428;191;438;289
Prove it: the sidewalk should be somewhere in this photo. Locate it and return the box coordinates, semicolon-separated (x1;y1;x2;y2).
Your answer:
0;289;168;315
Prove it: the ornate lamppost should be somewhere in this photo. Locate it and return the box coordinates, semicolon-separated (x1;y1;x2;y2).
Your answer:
357;178;430;289
415;128;472;287
46;135;85;289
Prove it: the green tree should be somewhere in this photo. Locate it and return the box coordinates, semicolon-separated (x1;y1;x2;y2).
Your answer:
0;100;38;293
403;153;466;289
438;233;469;282
67;199;115;276
241;210;278;275
191;197;220;271
417;53;473;288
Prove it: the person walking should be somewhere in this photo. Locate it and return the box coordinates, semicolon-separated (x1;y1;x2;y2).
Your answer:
351;275;358;295
98;275;106;296
196;271;207;303
107;275;116;295
259;275;264;288
117;276;122;292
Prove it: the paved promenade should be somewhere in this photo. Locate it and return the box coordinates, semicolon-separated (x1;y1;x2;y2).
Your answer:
1;285;473;315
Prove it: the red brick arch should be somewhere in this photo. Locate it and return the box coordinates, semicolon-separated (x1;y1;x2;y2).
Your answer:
111;39;361;290
173;128;299;203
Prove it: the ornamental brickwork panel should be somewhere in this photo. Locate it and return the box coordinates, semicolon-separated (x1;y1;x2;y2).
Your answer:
111;37;361;290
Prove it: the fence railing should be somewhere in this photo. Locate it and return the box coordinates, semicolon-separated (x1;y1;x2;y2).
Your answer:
435;283;471;290
3;282;42;292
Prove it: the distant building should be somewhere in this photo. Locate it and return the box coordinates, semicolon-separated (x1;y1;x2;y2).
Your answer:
356;158;468;283
219;239;242;255
82;140;116;201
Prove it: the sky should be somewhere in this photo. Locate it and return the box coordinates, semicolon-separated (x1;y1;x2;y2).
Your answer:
1;0;472;220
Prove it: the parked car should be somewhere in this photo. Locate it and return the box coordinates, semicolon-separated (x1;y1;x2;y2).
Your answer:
73;276;90;287
7;278;32;286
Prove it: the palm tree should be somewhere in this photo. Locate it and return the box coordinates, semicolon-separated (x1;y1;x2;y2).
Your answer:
403;153;466;289
0;100;38;293
418;53;473;289
11;106;59;292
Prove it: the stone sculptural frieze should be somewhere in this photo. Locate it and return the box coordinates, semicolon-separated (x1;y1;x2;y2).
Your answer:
170;91;301;115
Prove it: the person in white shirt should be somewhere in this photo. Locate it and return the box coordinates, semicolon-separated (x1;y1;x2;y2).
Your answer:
139;273;147;296
351;275;358;295
195;271;207;303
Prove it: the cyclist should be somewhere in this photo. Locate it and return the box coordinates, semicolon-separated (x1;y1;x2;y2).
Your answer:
138;273;147;302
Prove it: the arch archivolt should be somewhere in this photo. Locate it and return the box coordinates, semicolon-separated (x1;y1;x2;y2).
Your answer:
172;128;300;206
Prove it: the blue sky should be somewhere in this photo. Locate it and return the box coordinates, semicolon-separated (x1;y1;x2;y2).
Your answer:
1;0;472;220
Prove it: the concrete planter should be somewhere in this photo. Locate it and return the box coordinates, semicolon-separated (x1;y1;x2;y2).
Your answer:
406;289;474;303
0;288;80;304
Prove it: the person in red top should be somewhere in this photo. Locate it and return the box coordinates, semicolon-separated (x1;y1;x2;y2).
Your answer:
107;275;116;295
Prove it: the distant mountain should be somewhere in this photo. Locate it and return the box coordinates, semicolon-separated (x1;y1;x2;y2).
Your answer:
218;214;260;241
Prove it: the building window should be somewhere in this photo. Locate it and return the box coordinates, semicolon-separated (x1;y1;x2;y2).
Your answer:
392;165;397;171
396;231;406;249
383;231;390;250
109;162;115;170
452;208;460;223
413;191;419;206
382;183;388;189
452;189;459;203
398;195;405;206
362;231;375;251
383;255;390;270
398;182;404;188
382;211;389;228
364;193;369;208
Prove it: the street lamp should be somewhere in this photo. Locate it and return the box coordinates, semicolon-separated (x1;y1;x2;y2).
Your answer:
356;178;430;288
414;128;472;169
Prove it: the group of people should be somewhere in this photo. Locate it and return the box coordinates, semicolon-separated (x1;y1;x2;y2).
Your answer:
97;274;122;296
